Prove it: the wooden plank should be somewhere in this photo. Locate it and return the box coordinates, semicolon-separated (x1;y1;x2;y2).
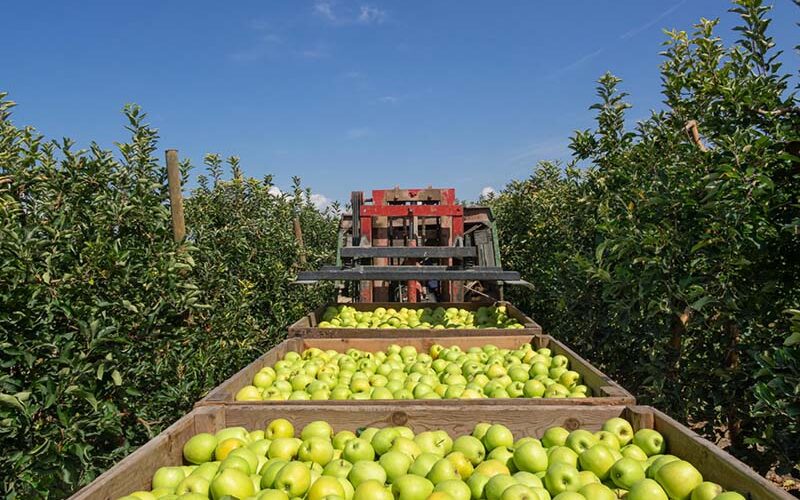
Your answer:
72;405;791;500
165;150;185;243
195;334;635;407
287;300;542;339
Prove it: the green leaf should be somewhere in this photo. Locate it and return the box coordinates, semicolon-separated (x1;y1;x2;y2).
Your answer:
111;370;122;386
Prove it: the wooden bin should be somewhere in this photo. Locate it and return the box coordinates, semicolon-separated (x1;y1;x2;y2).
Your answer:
195;334;635;407
70;404;791;500
287;301;542;338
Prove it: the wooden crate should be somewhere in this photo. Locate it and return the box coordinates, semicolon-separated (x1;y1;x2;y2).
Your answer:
70;404;791;500
195;334;634;407
287;301;542;338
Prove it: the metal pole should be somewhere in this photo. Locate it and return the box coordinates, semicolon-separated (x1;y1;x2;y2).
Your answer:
165;149;186;242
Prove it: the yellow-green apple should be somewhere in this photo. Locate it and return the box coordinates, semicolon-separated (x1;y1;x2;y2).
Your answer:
323;458;353;479
268;437;301;460
391;436;422;460
513;442;548;473
499;484;538;500
467;473;491;499
307;475;346;500
691;482;723;500
474;459;510;477
544;463;581;495
523;380;546;398
434;479;472;500
409;452;441;477
427;458;460;485
273;461;312;497
256;490;289;500
578;444;616;481
354;479;393;500
632;429;666;456
259;459;288;488
392;474;434;500
209;468;255;499
229;447;258;473
183;433;217;464
655;460;703;500
620;444;648;462
343;438;375;463
593;431;620;451
452;436;485;466
215;438;246;461
483;425;514;451
541;427;569;448
299;437;334;466
578;482;616;500
347;460;387;489
609;457;645;489
512;471;543;488
151;467;185;490
548;446;579;468
485;474;517;500
248;439;271;457
646;455;680;479
333;430;357;450
565;430;597;455
472;423;492;440
627;478;668;500
302;421;334;441
371;428;400;455
266;419;295;439
601;418;633;447
380;450;413;483
712;493;746;500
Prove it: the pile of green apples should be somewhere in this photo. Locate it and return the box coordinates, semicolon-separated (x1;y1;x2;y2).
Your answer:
235;343;590;402
316;305;524;330
116;417;745;500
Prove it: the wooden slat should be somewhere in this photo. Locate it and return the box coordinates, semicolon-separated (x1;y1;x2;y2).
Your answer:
72;405;791;500
194;334;635;407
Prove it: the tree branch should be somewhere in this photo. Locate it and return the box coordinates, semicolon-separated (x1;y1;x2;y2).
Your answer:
684;120;709;152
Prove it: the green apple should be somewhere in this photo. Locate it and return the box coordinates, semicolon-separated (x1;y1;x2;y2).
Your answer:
380;450;413;483
434;479;472;500
577;470;598;486
215;438;246;461
544;463;581;495
488;446;516;472
646;455;680;479
578;444;616;481
174;475;209;496
446;451;474;480
626;478;668;500
307;475;346;500
268;437;301;460
548;446;579;468
127;491;158;500
302;421;334;441
371;427;400;455
512;471;543;488
256;490;290;500
190;461;220;481
601;418;633;447
499;484;538;500
298;437;334;466
472;423;492;441
691;482;723;500
410;452;442;477
333;431;357;450
273;461;311;497
354;479;393;500
712;493;746;500
416;431;449;457
338;477;356;500
565;430;597;455
655;460;703;500
391;436;423;460
323;458;353;479
229;447;258;474
513;442;548;473
620;444;648;462
523;380;546;398
453;436;486;466
210;468;255;499
632;429;666;456
483;425;514;451
578;482;616;500
248;439;271;457
259;459;288;489
467;473;491;499
593;431;620;451
474;459;511;478
485;474;517;500
348;460;387;488
542;427;570;448
609;457;645;489
427;458;460;485
392;474;435;500
266;419;295;439
152;467;186;490
183;433;217;464
343;438;375;463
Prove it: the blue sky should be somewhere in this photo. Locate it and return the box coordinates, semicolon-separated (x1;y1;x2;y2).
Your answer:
3;1;798;205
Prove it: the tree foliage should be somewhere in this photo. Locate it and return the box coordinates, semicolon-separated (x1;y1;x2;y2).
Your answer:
0;96;336;498
493;0;799;475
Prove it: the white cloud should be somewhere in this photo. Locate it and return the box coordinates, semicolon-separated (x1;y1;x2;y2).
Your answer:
481;186;496;198
379;95;398;104
358;5;386;24
314;1;337;21
309;193;332;209
268;186;283;197
346;127;373;139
